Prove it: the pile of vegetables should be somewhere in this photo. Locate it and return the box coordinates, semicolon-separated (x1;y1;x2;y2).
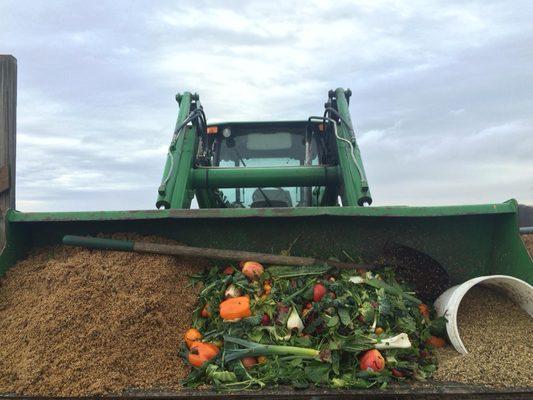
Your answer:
181;261;447;390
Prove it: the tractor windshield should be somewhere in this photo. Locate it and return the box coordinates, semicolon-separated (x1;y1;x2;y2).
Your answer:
213;124;318;207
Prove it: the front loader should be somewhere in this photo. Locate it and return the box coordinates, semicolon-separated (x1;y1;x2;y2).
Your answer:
0;88;531;398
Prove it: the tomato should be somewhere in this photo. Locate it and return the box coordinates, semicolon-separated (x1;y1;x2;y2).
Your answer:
241;261;264;280
241;356;258;369
425;335;446;348
222;266;234;275
200;305;211;318
313;283;327;302
359;349;385;372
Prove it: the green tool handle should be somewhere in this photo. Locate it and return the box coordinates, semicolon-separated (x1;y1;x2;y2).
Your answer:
62;235;376;270
63;235;135;251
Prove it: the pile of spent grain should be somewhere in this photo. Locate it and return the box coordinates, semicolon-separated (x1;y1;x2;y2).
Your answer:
434;286;533;388
0;234;207;396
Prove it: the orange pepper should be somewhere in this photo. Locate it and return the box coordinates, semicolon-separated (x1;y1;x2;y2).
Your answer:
219;296;252;320
184;328;202;348
188;341;220;368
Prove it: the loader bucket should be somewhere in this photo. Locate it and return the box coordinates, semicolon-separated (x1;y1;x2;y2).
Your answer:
1;199;531;287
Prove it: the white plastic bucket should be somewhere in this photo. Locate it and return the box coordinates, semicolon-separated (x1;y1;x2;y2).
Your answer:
433;275;533;355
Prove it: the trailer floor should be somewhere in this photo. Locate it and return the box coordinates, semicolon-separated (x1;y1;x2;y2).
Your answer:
3;382;531;400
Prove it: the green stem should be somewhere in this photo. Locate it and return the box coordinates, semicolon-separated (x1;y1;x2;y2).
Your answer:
223;336;320;362
284;280;314;302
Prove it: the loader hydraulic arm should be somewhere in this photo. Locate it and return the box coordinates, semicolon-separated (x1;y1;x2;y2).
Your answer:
325;88;371;206
156;92;205;209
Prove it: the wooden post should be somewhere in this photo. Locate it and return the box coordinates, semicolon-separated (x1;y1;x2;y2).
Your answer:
0;55;17;248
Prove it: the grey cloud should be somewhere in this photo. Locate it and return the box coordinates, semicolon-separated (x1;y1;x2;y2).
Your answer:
2;0;532;211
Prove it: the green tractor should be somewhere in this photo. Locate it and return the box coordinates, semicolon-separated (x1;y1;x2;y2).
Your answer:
156;88;370;210
1;88;531;292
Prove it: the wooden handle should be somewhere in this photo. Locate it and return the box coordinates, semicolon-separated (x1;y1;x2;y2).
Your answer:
63;235;376;270
133;242;374;270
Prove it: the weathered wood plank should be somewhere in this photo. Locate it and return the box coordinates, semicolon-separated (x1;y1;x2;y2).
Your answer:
0;164;10;193
0;55;17;248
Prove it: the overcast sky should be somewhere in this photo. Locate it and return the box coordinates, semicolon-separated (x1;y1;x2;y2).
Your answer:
1;0;532;211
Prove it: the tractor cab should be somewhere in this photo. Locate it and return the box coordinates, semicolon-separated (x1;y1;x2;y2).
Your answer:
208;121;320;208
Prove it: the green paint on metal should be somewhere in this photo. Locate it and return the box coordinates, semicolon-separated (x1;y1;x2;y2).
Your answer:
169;127;199;209
191;166;340;189
63;235;134;251
6;201;519;222
333;88;372;206
6;200;520;222
156;92;193;209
